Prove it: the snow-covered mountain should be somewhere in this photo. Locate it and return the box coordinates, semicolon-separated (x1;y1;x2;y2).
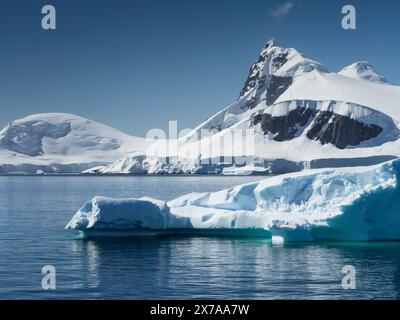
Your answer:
95;38;400;174
183;39;399;149
183;38;325;139
0;113;150;173
2;38;400;174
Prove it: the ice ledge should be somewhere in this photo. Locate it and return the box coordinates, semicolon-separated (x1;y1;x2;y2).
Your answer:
66;159;400;242
65;196;192;231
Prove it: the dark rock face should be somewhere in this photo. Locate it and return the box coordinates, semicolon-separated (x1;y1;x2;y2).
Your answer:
271;53;288;70
239;54;267;98
241;74;268;111
306;111;383;149
241;75;293;112
253;107;315;141
238;51;289;99
239;69;260;98
253;108;384;149
266;76;293;105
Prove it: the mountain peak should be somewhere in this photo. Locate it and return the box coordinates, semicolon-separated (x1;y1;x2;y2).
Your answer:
238;39;323;99
338;61;390;85
265;38;277;48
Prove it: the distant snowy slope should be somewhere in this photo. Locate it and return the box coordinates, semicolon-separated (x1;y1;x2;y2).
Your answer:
0;113;150;173
338;61;390;85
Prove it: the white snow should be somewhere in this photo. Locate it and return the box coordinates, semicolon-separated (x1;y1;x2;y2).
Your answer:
66;196;190;231
272;48;323;78
222;166;269;176
0;113;151;173
338;61;390;85
66;159;400;241
275;70;400;122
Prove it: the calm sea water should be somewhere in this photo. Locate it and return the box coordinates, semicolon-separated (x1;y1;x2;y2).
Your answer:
0;176;400;300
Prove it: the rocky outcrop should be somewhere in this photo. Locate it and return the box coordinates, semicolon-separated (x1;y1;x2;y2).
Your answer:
239;45;291;104
265;75;293;106
253;107;314;141
238;40;282;98
253;103;385;149
239;62;263;98
306;111;383;149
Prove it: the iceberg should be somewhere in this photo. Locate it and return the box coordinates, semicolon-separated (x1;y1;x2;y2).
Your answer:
66;159;400;241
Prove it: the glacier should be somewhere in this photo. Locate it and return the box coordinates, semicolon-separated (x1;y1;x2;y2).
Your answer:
66;159;400;242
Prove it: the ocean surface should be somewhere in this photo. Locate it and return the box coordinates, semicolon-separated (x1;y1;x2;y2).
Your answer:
0;176;400;300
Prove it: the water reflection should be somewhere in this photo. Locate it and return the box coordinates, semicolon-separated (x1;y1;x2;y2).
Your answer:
69;237;400;299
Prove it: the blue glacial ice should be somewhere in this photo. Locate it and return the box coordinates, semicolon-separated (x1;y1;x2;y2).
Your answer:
66;159;400;241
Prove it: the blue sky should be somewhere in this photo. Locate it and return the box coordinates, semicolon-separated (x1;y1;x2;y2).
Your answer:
0;0;399;136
